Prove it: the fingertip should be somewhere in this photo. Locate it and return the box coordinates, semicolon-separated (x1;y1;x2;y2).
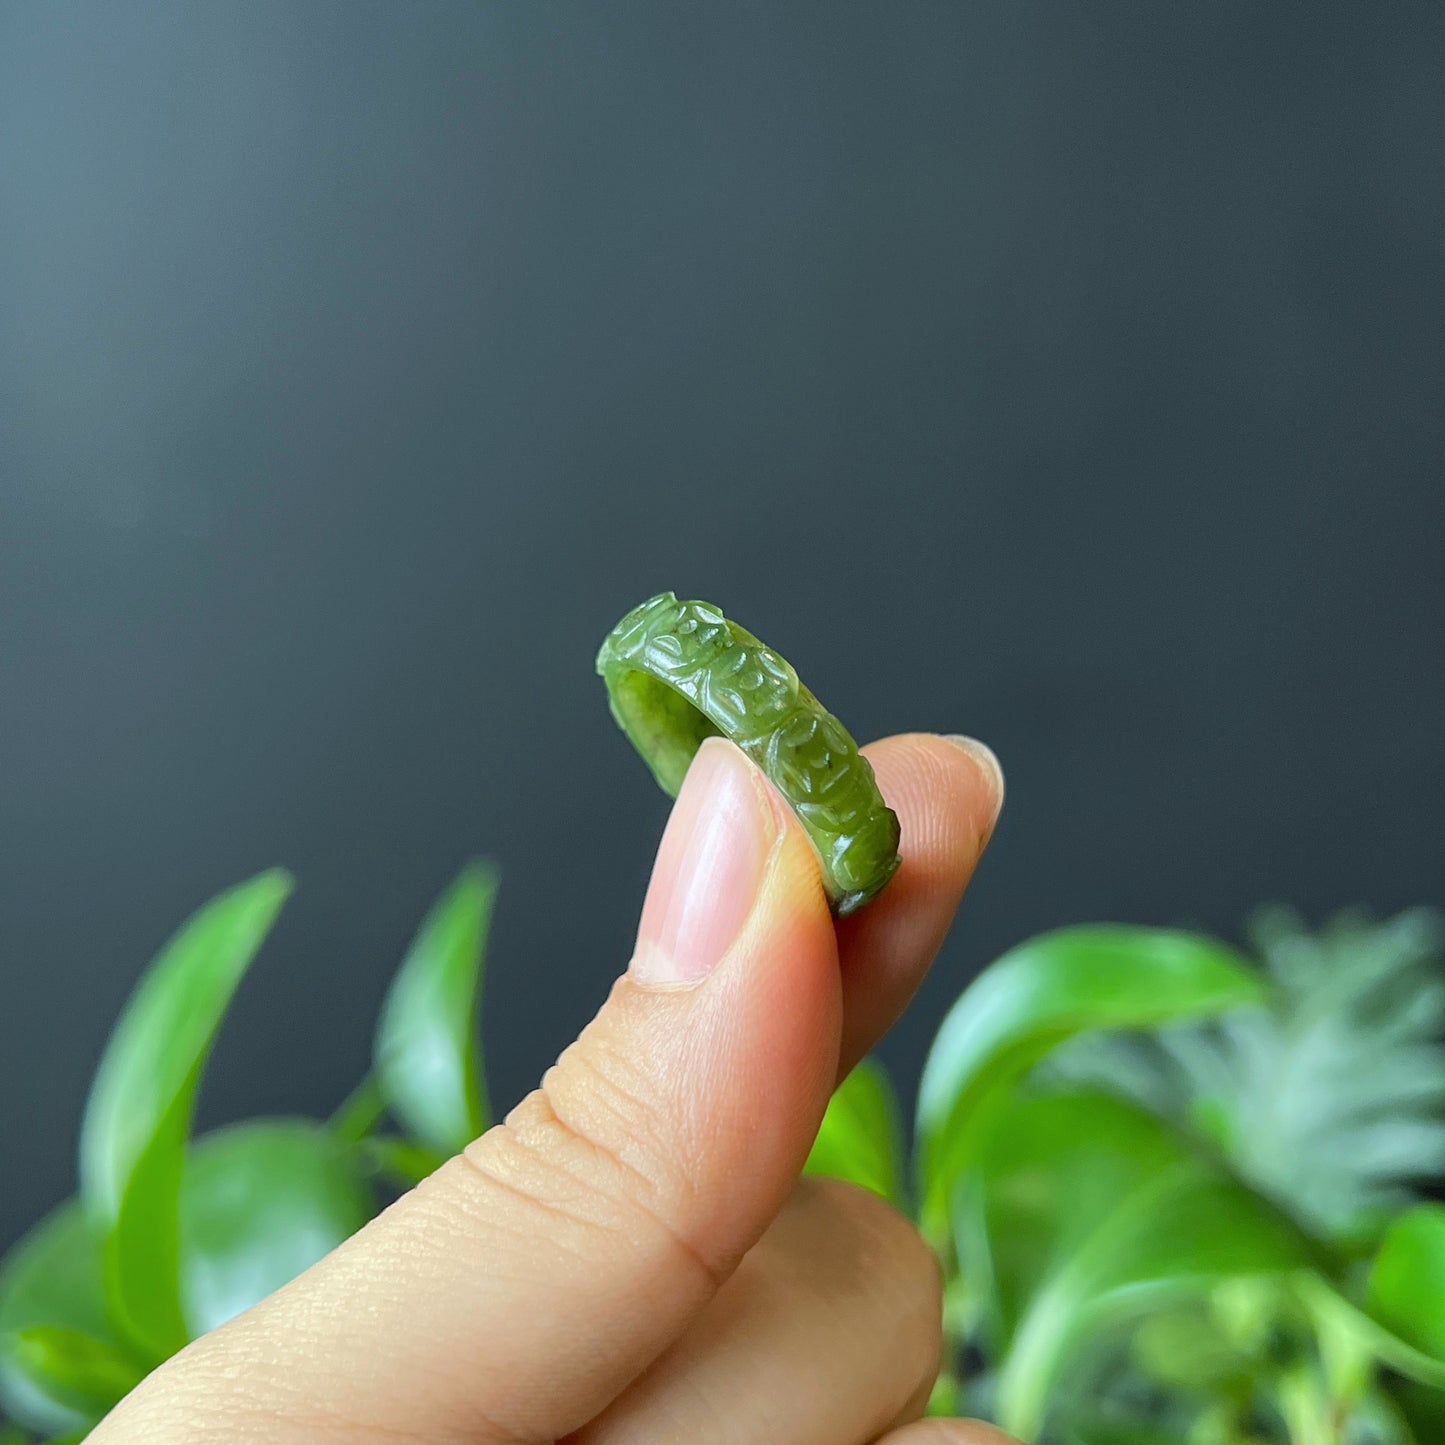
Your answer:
941;734;1005;839
873;732;1004;864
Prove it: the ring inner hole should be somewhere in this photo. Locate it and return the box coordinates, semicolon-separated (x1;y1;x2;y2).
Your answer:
610;669;722;796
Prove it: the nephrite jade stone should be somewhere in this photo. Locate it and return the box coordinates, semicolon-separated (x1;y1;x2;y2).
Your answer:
596;592;901;915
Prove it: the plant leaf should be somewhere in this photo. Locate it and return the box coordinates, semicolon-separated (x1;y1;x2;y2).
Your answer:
916;926;1266;1239
179;1120;374;1336
966;1090;1318;1441
804;1058;904;1207
375;862;497;1158
78;870;293;1360
1048;907;1445;1247
0;1330;142;1422
1367;1204;1445;1365
0;1202;118;1436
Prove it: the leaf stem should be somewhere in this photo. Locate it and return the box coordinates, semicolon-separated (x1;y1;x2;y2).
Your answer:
330;1075;387;1144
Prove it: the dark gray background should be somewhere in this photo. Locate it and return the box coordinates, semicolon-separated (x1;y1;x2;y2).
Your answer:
2;2;1442;1257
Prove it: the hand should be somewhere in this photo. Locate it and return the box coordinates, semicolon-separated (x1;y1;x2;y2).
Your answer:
91;732;1011;1445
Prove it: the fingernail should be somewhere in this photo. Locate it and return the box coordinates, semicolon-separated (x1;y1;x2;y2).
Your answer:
631;738;779;987
944;734;1006;827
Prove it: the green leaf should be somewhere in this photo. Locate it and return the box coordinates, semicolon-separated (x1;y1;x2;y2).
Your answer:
804;1058;904;1207
79;870;293;1360
1368;1204;1445;1365
179;1120;374;1337
375;862;497;1158
916;926;1267;1239
966;1091;1318;1441
924;1372;960;1418
1;1330;142;1422
0;1202;119;1436
1049;907;1445;1246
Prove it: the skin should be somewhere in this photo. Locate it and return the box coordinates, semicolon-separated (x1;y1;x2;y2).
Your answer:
90;731;1014;1445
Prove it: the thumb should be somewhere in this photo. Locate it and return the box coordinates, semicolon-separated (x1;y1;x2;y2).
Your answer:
98;737;842;1444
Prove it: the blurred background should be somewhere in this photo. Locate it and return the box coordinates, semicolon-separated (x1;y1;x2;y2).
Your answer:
1;2;1442;1259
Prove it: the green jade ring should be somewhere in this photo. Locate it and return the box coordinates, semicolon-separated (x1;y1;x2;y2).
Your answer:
596;592;901;916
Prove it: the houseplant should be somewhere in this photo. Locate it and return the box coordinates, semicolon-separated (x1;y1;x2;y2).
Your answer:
1;870;1441;1444
4;595;1442;1441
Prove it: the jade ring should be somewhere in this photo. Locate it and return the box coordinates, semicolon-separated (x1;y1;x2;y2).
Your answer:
596;592;901;915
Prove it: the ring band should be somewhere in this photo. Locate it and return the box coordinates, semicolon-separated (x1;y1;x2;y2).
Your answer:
596;592;901;916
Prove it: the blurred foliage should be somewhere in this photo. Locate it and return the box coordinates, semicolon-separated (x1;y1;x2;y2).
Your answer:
1;879;1442;1443
0;863;494;1440
820;910;1445;1444
1046;908;1445;1247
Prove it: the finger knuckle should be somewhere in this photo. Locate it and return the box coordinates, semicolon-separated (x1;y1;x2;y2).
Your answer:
459;1041;719;1287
